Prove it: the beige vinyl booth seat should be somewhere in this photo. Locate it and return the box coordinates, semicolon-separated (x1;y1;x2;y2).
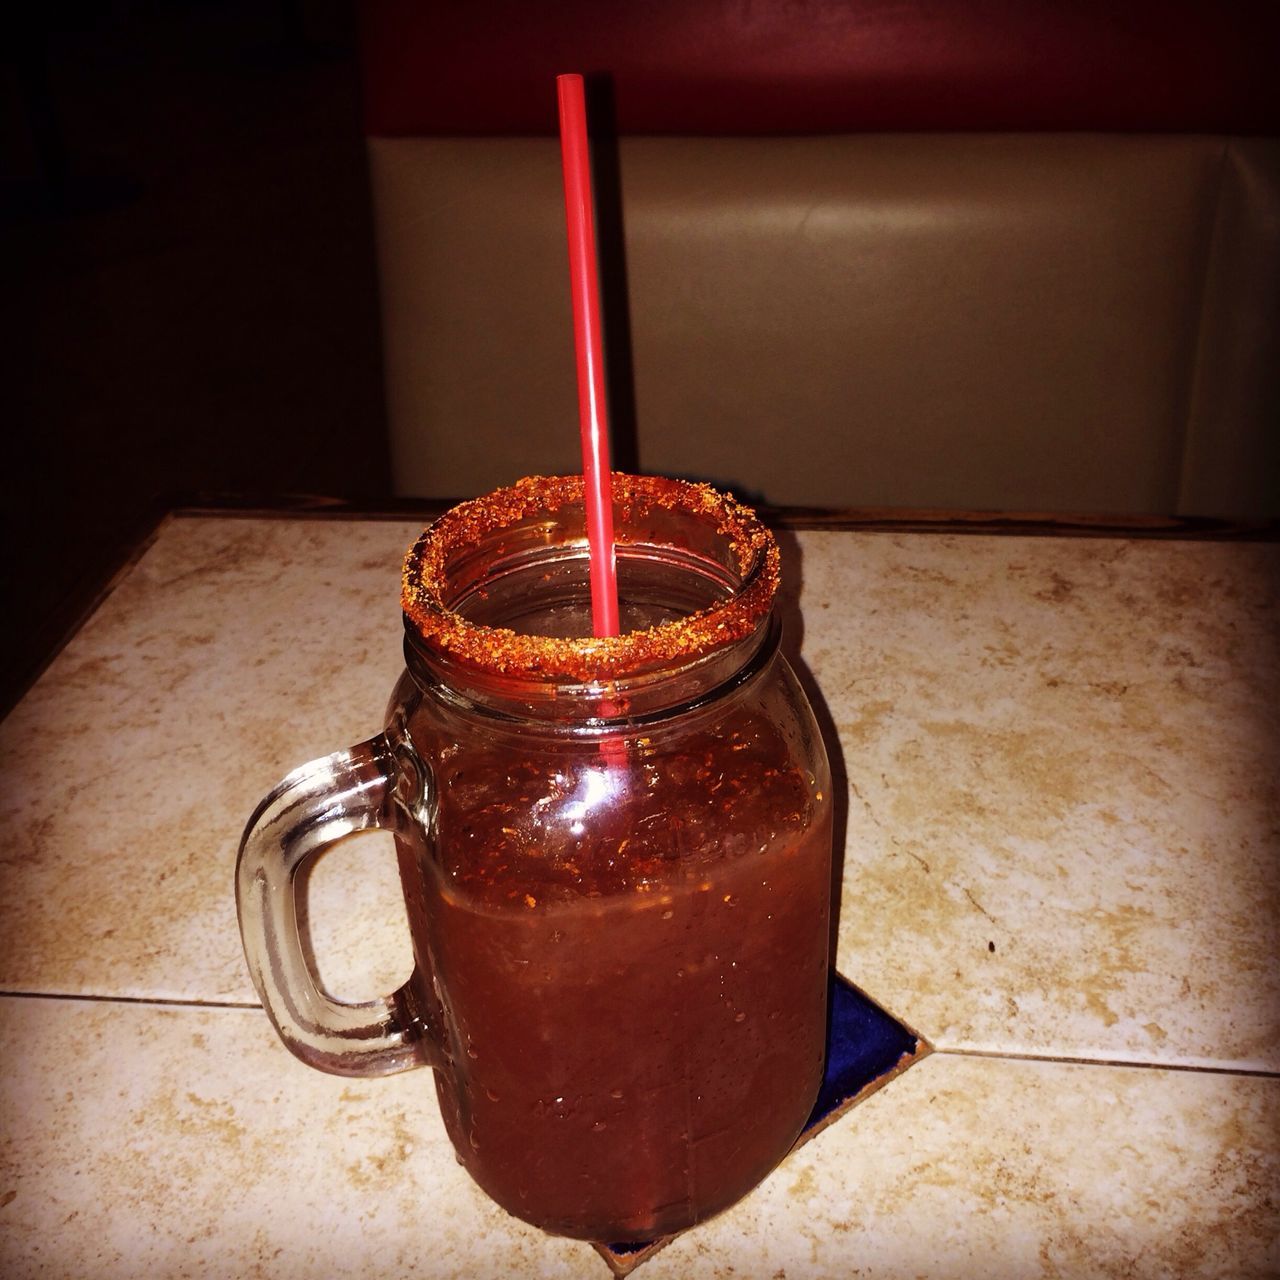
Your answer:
369;133;1278;516
355;0;1280;520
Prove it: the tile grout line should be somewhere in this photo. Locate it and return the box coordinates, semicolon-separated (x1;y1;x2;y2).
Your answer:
2;992;1276;1081
934;1045;1280;1080
0;989;262;1011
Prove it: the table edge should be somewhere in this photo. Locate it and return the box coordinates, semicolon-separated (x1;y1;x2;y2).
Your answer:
171;492;1280;541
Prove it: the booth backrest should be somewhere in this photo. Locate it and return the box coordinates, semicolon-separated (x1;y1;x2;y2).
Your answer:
359;1;1280;516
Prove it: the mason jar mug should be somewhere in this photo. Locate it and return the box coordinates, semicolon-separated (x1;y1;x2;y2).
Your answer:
236;473;833;1243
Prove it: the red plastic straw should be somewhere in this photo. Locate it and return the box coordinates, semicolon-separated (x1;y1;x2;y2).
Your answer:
557;73;620;639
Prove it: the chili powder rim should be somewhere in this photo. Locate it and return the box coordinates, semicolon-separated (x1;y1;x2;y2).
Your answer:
401;474;780;682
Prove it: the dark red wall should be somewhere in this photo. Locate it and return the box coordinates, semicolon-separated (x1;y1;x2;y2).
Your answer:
360;0;1280;137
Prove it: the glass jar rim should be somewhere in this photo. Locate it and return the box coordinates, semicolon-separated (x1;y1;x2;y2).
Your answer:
401;473;780;683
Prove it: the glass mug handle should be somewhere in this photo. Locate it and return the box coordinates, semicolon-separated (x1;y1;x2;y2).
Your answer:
236;732;440;1077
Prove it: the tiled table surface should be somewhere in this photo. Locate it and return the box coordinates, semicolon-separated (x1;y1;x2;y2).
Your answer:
1;515;1277;1277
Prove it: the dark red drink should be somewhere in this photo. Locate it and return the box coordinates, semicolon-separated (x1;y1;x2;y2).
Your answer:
404;701;831;1241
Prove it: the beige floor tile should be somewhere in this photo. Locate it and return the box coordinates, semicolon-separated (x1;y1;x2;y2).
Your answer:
0;517;419;1004
643;1048;1279;1280
1;519;1276;1075
796;533;1280;1069
1;998;1274;1280
0;996;592;1279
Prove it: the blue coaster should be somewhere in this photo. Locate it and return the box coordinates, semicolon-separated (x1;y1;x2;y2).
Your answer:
594;972;928;1276
807;969;924;1134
